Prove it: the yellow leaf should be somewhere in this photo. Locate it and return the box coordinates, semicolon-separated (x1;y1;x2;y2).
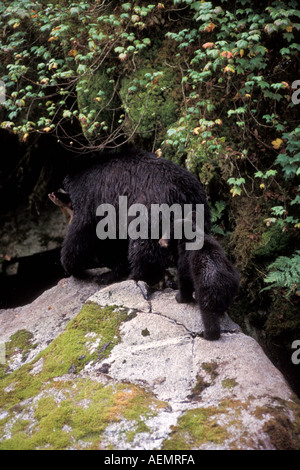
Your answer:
68;48;78;57
23;133;29;142
240;49;244;57
271;138;283;149
193;127;201;135
230;187;241;197
286;25;293;32
43;127;52;133
223;65;235;74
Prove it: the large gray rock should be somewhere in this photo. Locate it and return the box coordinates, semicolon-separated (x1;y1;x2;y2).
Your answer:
0;275;101;370
0;277;299;450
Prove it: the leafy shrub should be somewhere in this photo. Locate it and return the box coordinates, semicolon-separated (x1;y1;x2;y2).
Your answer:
0;0;299;300
262;251;300;297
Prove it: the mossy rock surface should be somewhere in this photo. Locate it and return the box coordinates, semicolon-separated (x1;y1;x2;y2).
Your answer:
0;303;167;450
0;277;300;450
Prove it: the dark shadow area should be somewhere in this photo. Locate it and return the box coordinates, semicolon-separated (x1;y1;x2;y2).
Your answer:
0;248;66;309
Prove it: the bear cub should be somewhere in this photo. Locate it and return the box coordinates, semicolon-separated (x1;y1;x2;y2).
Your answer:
160;218;240;341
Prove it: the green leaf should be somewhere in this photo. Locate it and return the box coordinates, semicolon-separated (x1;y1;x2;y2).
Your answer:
280;47;291;55
236;39;248;48
114;46;124;53
122;3;132;11
70;7;80;16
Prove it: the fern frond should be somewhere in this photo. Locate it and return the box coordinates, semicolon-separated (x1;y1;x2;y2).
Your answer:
262;250;300;296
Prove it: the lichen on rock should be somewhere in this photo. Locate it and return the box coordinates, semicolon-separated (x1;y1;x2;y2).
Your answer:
0;302;166;450
0;278;299;450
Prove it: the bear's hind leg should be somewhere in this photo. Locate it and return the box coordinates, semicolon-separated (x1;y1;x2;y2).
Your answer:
200;308;221;341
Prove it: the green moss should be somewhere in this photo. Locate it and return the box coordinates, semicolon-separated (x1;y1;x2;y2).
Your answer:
162;407;228;450
201;361;219;382
163;398;291;450
125;421;150;443
119;39;181;148
0;304;166;450
253;224;290;260
121;65;179;141
188;363;221;401
0;304;133;408
6;329;37;362
222;378;238;389
188;375;210;401
229;198;266;275
77;71;121;140
0;378;166;450
163;398;249;450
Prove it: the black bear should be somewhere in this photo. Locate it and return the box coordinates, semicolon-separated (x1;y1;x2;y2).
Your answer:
159;217;240;340
59;148;211;286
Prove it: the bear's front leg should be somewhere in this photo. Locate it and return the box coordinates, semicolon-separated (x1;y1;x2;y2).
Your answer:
175;291;195;303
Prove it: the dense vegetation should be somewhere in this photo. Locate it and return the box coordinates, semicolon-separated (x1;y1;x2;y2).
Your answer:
0;1;299;369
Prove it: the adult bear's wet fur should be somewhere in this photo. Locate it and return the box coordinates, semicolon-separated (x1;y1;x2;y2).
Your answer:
60;147;211;286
